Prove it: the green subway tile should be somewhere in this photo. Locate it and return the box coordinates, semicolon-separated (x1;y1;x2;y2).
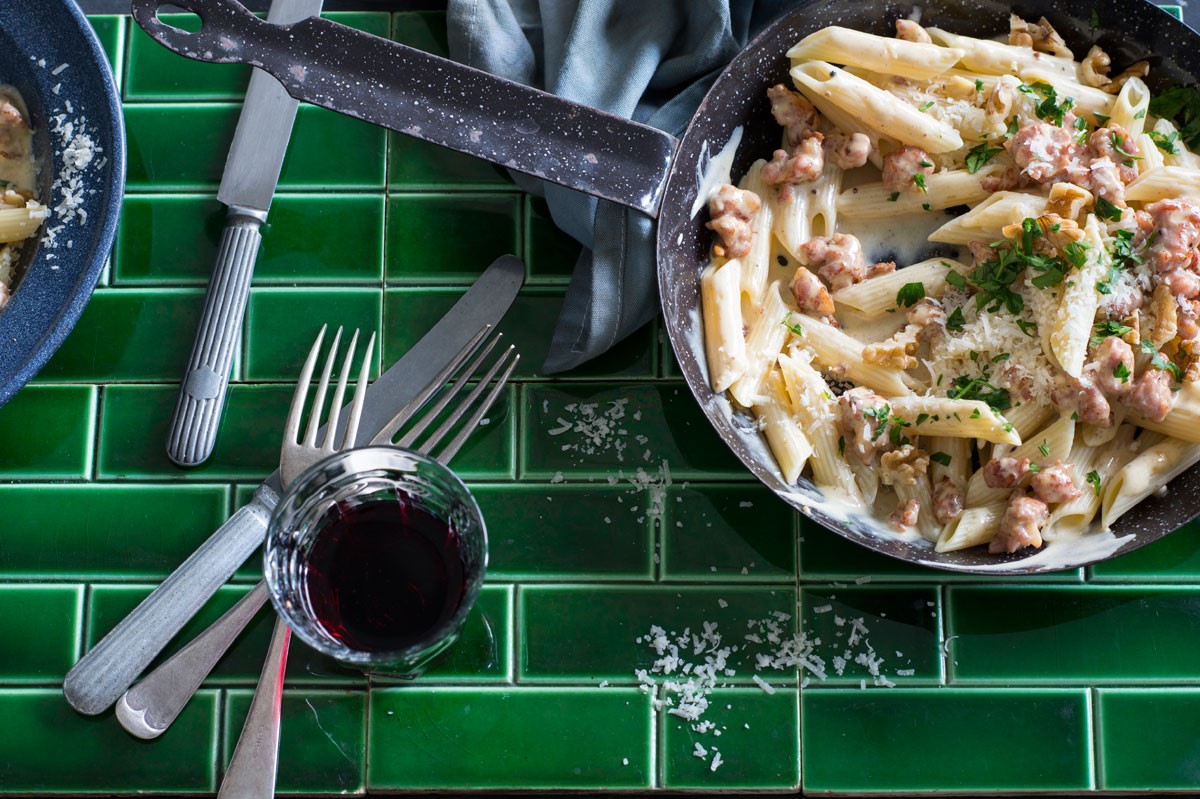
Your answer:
0;483;227;579
113;193;384;285
126;12;388;101
385;193;520;284
801;586;942;685
474;484;653;580
0;688;218;793
661;688;799;790
87;15;126;81
388;133;511;190
125;13;252;100
661;483;795;582
391;10;450;56
660;331;681;378
125;104;238;189
948;586;1200;683
1098;688;1200;790
0;385;94;479
377;585;512;682
126;104;385;190
798;518;1083;582
98;384;290;480
0;585;81;681
368;687;652;789
520;382;746;480
88;584;362;686
802;688;1092;792
37;289;205;381
525;196;579;283
223;690;365;794
1089;519;1200;581
1164;4;1184;21
520;586;796;682
242;288;382;380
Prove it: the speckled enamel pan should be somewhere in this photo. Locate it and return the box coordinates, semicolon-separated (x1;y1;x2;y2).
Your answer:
0;0;125;406
131;0;1200;574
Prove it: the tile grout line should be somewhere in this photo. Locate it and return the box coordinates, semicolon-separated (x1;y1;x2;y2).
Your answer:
87;384;103;481
503;583;516;684
939;582;952;685
1088;685;1102;791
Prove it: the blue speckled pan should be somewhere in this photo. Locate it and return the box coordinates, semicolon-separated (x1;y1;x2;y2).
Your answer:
130;0;1200;574
0;0;125;406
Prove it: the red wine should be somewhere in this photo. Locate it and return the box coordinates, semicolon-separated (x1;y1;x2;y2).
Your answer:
303;496;467;653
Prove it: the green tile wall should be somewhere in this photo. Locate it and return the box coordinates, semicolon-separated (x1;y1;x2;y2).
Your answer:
6;8;1194;796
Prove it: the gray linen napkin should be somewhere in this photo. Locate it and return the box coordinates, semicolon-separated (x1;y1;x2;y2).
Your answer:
447;0;793;373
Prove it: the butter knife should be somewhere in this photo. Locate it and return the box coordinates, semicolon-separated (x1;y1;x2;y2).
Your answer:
166;0;324;467
63;254;526;716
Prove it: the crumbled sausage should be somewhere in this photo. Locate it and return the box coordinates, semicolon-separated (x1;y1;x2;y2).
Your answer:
968;240;996;266
990;492;1049;554
0;281;8;311
933;477;964;524
789;266;835;317
889;498;922;530
882;146;935;194
761;138;826;199
824;132;872;169
1125;368;1175;423
838;386;892;465
800;233;865;292
1031;461;1083;504
865;260;896;279
706;184;761;259
1084;156;1127;207
767;84;820;149
1089;125;1141;184
1144;199;1200;301
1001;362;1036;403
1051;372;1112;426
983;456;1032;489
1086;335;1136;398
895;18;932;43
1007;122;1083;183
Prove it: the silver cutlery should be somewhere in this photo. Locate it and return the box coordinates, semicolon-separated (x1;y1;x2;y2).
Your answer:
63;254;525;717
166;0;325;467
116;325;516;739
217;327;515;797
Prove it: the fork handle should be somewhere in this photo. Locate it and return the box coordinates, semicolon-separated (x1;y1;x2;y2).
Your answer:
167;208;265;467
219;617;290;799
63;483;280;716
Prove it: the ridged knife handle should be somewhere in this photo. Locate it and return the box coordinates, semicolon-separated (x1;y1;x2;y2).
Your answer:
63;483;279;716
168;208;264;466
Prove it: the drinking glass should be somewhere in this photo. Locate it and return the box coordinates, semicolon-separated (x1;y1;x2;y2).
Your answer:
264;446;487;676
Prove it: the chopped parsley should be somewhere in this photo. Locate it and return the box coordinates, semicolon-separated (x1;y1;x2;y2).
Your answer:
888;191;900;202
1114;361;1131;382
945;306;966;332
1090;8;1100;34
916;412;930;426
1095;195;1123;222
913;173;928;194
945;269;968;289
781;315;805;337
1141;340;1184;381
930;451;952;467
1094;112;1111;126
888;416;912;447
965;142;1004;174
970;407;982;419
919;101;935;112
1096;264;1120;295
1020;82;1076;127
1074;116;1090;144
967;218;1085;313
1111;132;1142;165
1135;108;1147;120
975;78;984;92
897;282;926;307
949;375;1012;412
992;352;1011;363
1092;320;1134;345
1111;228;1144;271
1038;439;1051;457
1016;318;1039;337
1006;116;1020;137
923;202;933;211
1086;469;1103;496
837;436;845;457
1149;86;1200;149
1148;130;1181;155
1028;462;1042;474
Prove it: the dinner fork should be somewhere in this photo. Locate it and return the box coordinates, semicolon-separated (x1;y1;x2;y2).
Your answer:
218;326;517;798
115;325;517;742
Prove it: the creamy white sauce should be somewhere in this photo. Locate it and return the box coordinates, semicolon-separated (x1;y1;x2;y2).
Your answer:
691;126;744;219
840;207;962;268
922;529;1135;573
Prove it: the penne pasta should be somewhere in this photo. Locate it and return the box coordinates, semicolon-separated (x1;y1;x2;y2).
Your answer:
1046;214;1105;378
965;413;1075;506
925;27;1077;80
701;260;748;393
729;283;791;407
1106;77;1151;137
755;370;814;483
1049;425;1136;536
837;167;999;218
833;258;970;318
791;61;964;153
888;395;1021;445
936;501;1006;553
787;26;966;81
789;313;912;396
927;191;1048;244
1125;166;1200;203
1101;436;1200;528
736;162;774;303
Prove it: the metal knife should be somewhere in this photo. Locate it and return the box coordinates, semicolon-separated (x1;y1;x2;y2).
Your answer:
63;254;526;716
165;0;324;467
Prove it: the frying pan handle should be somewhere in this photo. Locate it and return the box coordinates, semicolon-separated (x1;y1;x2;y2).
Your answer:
129;0;679;218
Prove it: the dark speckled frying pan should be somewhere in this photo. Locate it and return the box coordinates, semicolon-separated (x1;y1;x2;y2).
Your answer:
131;0;1200;574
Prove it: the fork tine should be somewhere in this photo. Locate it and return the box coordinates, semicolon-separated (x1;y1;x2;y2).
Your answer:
426;348;518;463
342;332;375;450
368;325;491;446
285;325;326;445
303;327;342;448
394;333;501;449
320;329;359;453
